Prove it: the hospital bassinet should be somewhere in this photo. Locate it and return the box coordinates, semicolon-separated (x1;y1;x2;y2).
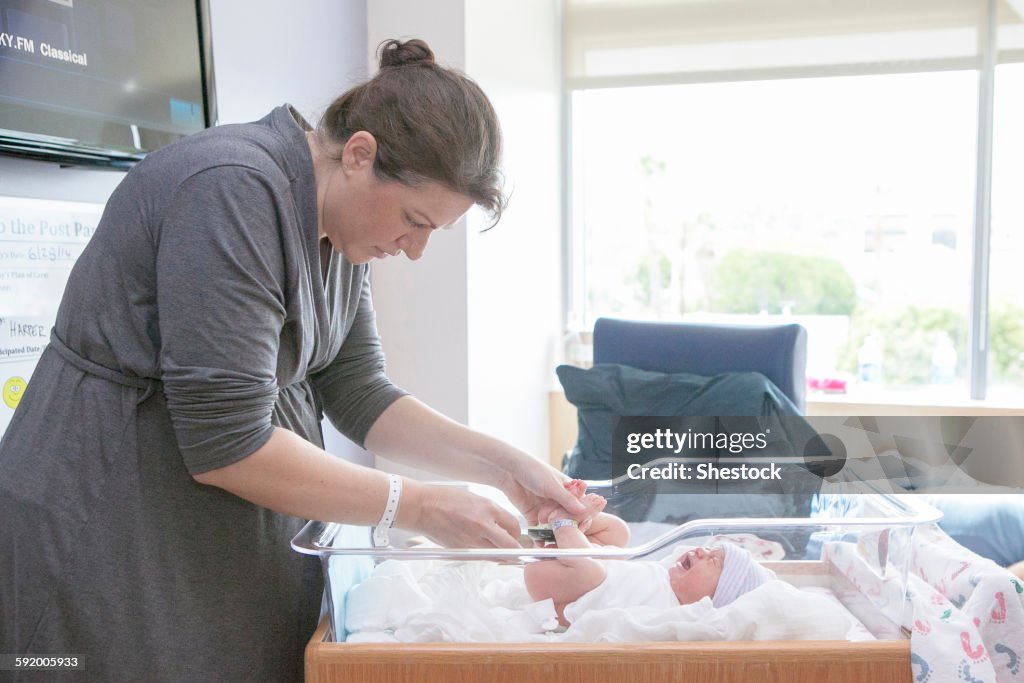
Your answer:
292;484;940;683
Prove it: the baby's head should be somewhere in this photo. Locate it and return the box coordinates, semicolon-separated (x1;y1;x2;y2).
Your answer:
665;544;775;607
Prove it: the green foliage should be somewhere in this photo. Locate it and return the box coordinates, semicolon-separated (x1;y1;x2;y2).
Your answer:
710;250;857;315
639;155;667;177
991;302;1024;383
838;306;967;385
836;302;1024;386
630;252;672;307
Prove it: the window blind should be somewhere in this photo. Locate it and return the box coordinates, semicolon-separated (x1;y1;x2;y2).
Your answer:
564;0;1024;85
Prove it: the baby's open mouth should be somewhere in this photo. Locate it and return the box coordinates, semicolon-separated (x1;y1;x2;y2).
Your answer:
679;554;692;570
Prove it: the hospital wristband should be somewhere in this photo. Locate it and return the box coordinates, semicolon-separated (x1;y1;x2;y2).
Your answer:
373;474;403;547
551;518;579;531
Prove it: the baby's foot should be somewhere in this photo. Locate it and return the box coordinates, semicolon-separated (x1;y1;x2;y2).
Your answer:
580;493;607;516
563;479;587;499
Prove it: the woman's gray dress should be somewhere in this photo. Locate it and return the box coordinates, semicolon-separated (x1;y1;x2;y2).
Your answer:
0;105;406;682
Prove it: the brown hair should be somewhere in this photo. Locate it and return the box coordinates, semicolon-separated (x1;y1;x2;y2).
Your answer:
318;39;506;224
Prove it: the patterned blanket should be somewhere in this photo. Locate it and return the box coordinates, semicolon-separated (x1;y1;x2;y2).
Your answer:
826;523;1024;683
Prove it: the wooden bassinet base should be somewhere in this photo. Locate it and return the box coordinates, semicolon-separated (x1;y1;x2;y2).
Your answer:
304;617;911;683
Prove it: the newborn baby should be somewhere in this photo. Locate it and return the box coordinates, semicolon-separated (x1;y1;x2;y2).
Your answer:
525;482;776;627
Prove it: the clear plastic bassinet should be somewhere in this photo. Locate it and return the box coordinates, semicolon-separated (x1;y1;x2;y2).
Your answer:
291;480;941;643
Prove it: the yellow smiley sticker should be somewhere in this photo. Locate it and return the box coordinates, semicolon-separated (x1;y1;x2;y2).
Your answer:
3;376;27;410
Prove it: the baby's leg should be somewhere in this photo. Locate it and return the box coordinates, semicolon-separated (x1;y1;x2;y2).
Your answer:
525;510;608;612
524;557;606;607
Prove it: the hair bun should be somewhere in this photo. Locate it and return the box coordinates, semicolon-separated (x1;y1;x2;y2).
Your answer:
378;39;436;68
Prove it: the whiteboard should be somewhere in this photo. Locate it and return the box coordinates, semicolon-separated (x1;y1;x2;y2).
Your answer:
0;196;104;437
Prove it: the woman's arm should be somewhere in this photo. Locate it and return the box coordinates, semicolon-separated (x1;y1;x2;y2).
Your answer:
364;395;514;484
194;397;586;548
194;427;526;548
364;395;586;523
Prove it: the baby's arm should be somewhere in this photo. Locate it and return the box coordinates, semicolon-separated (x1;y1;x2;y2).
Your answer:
583;512;630;547
524;515;607;609
568;486;630;547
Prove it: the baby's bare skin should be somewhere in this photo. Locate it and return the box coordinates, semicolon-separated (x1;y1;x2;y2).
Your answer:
539;480;629;546
524;480;630;625
525;479;730;627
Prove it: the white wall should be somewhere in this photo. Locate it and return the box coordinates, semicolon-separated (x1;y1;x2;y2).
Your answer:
209;0;367;126
367;0;470;428
464;2;563;455
0;159;123;205
368;0;563;476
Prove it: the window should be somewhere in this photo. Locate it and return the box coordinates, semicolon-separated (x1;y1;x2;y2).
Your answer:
989;62;1024;400
565;0;1024;404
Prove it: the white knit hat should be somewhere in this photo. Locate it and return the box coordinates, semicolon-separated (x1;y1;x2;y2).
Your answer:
711;543;776;607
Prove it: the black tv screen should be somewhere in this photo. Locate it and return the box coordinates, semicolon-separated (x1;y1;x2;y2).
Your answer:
0;0;215;169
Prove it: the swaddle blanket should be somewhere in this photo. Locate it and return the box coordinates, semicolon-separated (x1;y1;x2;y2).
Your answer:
825;524;1024;683
344;557;852;643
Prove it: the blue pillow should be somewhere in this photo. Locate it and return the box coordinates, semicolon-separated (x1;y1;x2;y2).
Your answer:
921;494;1024;566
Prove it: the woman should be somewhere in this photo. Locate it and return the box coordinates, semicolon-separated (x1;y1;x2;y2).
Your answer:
0;39;584;681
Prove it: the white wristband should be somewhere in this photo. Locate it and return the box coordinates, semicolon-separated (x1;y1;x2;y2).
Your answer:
551;518;579;531
373;474;403;547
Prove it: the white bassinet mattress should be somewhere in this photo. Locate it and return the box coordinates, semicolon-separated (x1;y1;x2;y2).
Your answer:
342;551;857;644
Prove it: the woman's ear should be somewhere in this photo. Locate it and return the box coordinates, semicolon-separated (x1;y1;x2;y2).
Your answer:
342;131;378;173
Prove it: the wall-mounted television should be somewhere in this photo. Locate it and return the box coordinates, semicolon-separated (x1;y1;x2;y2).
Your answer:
0;0;216;170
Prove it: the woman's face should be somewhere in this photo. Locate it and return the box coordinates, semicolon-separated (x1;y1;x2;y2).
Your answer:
313;131;474;264
667;546;725;605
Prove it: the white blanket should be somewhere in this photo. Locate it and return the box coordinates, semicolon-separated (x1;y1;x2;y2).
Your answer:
344;557;853;643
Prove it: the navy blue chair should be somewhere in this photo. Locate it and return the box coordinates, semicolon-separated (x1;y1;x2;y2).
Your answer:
592;317;808;413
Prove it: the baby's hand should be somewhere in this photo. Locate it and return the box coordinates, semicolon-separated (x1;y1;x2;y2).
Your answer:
546;493;606;525
531;479;589;526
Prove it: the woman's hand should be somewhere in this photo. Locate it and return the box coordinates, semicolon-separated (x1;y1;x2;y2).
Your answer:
363;397;587;538
366;397;589;532
493;459;588;527
397;481;525;548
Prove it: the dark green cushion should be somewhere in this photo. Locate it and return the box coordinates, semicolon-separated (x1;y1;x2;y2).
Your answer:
557;363;801;480
556;363;816;539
